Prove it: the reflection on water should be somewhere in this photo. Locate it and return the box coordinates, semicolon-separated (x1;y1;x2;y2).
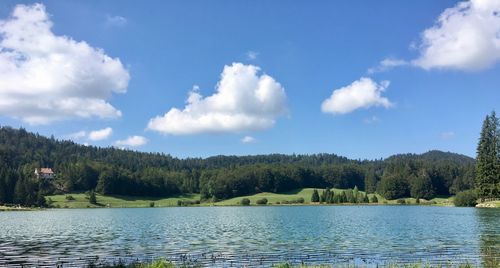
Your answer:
476;209;500;267
0;206;498;267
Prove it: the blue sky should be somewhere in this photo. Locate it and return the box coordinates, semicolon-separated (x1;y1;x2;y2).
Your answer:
0;0;499;159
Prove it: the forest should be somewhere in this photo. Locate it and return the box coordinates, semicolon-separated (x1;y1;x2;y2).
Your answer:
0;125;477;207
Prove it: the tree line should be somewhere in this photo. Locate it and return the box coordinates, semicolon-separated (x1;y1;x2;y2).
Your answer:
0;124;479;207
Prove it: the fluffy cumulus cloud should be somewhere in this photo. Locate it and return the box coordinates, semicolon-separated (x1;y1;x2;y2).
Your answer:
88;127;113;141
147;63;287;135
115;135;148;147
412;0;500;71
0;4;130;124
321;77;393;114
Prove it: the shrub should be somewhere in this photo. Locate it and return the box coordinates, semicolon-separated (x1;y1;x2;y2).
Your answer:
370;195;378;203
88;191;97;205
296;197;305;203
149;202;155;207
454;190;478;207
240;198;251;206
256;198;268;205
65;195;75;201
396;199;406;204
177;200;200;206
311;189;320;202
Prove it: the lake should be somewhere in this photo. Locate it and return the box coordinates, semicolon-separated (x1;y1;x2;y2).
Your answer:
0;206;498;267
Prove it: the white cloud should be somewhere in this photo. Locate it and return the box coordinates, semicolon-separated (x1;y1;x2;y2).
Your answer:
65;130;87;140
412;0;500;71
321;77;393;115
88;127;113;141
246;51;259;60
368;58;408;74
106;15;127;27
115;135;148;147
147;62;287;135
0;4;130;124
440;131;455;140
241;136;256;143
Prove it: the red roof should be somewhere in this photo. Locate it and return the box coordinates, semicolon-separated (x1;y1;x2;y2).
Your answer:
40;168;54;174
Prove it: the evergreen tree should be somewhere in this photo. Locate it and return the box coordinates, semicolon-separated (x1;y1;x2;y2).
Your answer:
353;186;359;202
326;189;334;203
476;111;500;200
340;191;347;203
311;189;320;202
320;189;326;203
364;169;378;193
88;190;97;205
410;171;435;200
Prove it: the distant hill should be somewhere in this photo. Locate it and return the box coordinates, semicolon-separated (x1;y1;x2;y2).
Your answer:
386;150;475;165
0;126;475;206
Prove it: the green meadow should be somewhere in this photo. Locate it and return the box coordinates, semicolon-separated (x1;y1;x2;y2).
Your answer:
46;188;453;208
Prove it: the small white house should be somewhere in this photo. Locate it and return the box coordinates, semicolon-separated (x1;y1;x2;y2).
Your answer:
35;168;55;179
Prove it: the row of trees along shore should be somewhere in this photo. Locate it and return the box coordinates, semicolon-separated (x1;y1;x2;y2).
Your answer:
0;112;498;207
310;187;376;204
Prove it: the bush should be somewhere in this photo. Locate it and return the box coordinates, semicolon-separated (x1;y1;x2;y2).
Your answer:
370;195;378;203
396;199;406;204
256;198;268;205
88;191;97;205
65;195;75;201
454;190;478;207
311;189;320;202
177;200;200;206
149;202;155;207
240;198;250;206
296;197;305;203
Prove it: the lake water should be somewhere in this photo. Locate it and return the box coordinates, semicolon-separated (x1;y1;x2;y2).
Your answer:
0;206;498;267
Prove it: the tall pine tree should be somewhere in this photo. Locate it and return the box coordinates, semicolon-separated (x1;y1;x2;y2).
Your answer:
476;111;500;200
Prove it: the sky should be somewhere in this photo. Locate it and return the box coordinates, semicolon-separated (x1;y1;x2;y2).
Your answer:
0;0;499;159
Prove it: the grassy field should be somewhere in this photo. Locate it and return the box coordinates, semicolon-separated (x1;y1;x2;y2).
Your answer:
476;200;500;208
45;188;454;208
215;188;452;206
47;193;200;208
0;205;34;211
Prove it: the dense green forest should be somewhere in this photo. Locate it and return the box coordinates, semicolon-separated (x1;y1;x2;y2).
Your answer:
0;125;477;207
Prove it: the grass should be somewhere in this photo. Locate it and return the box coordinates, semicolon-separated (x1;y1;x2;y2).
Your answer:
0;205;34;211
45;188;455;209
214;188;452;206
476;200;500;208
47;193;200;208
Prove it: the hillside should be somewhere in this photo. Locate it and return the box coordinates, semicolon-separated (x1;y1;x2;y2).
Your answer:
0;126;475;207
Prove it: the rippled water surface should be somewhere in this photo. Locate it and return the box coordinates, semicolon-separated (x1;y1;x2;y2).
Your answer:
0;206;498;267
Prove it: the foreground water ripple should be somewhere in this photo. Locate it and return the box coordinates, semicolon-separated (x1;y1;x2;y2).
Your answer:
0;206;498;267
